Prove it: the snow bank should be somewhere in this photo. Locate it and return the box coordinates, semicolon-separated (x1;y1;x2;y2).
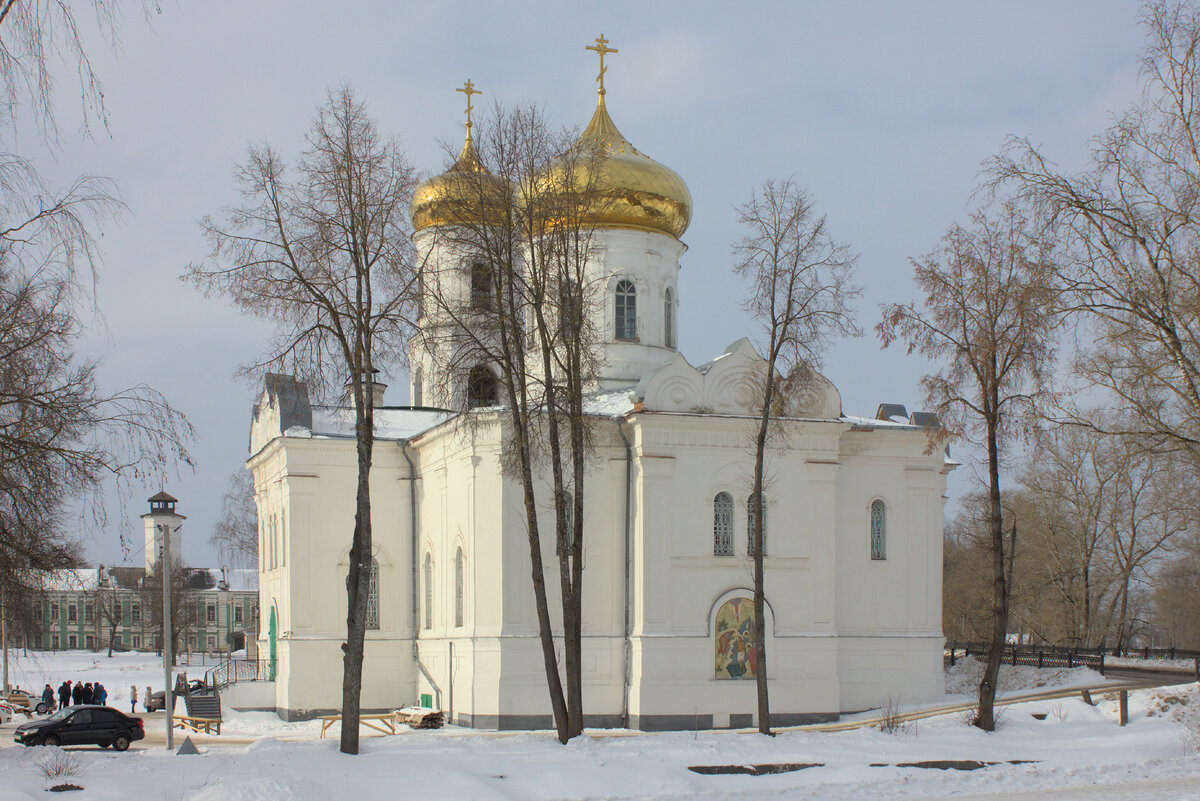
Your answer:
943;655;1111;698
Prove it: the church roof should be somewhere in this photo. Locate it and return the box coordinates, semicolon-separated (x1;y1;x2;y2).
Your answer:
293;406;454;442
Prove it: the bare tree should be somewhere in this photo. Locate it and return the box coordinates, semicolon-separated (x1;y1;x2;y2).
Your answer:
210;470;258;569
0;0;190;665
878;202;1057;731
990;1;1200;459
416;99;604;742
0;0;161;144
732;177;860;734
141;559;190;664
187;87;418;755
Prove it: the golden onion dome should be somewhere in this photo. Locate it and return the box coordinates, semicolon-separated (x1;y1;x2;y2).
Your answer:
411;133;509;232
540;96;692;239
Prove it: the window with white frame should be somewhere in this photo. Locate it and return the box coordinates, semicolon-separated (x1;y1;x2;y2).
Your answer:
366;559;380;630
68;634;77;648
206;604;216;623
664;287;675;348
67;603;77;622
713;492;734;556
85;603;94;622
615;279;637;340
234;605;243;624
51;634;60;649
50;602;59;620
132;635;141;649
870;499;887;560
747;493;767;557
454;548;464;628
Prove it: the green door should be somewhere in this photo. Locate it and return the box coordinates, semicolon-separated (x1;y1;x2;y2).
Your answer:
268;607;277;681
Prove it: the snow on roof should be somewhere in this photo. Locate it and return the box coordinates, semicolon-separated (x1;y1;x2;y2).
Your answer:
221;569;258;592
841;414;919;429
39;569;99;592
583;389;638;417
299;406;455;441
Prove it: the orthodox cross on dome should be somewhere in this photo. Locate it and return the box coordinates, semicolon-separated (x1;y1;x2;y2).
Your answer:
457;79;481;132
586;34;618;96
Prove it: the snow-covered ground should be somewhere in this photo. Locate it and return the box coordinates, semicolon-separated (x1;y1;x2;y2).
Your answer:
2;650;1198;800
4;649;217;710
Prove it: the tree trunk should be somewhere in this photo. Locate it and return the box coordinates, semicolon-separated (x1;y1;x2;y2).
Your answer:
340;397;374;755
751;357;777;736
977;410;1008;731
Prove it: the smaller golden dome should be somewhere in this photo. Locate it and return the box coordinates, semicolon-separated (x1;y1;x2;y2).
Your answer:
538;96;692;239
411;134;509;232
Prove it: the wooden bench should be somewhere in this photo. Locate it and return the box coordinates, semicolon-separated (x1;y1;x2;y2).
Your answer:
173;715;222;735
318;712;399;738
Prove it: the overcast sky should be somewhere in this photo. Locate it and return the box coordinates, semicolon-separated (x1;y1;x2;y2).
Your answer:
37;0;1147;568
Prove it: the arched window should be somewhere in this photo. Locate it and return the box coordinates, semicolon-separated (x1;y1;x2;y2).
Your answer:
713;492;734;556
454;548;464;628
467;365;498;408
366;559;380;630
470;261;492;310
747;494;766;557
413;365;423;407
870;500;887;561
423;553;433;629
664;287;675;349
615;279;637;341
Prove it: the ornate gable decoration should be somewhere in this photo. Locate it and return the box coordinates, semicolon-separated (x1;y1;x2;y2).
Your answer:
638;338;841;418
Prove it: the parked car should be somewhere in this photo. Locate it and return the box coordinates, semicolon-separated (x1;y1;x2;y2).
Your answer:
13;706;145;751
4;689;50;715
0;702;13;724
145;691;166;712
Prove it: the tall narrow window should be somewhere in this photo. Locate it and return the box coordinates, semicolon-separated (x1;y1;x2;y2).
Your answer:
615;280;637;340
423;553;433;629
870;500;887;561
467;365;498;408
471;262;492;310
747;494;767;557
454;548;464;628
413;365;424;407
664;287;675;348
366;559;380;630
713;492;734;556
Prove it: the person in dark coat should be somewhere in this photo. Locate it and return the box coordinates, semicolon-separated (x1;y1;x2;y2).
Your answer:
81;683;93;705
41;684;54;712
57;681;70;710
71;682;83;705
94;684;106;705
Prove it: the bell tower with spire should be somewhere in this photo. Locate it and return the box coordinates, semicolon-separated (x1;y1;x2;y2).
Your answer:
409;80;508;409
555;35;693;388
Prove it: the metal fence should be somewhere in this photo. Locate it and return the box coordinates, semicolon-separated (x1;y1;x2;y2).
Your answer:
204;658;270;690
945;641;1200;674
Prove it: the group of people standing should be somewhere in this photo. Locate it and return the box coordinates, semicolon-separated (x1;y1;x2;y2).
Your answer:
42;680;109;712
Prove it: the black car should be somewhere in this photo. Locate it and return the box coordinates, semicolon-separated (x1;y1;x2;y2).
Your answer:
13;705;145;751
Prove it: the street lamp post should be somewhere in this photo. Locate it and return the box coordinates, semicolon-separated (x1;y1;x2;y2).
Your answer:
143;491;184;751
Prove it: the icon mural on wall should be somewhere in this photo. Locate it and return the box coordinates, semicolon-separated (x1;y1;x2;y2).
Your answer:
714;597;757;679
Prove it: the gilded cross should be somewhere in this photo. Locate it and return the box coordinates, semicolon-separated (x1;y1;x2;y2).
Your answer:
586;34;618;95
457;79;481;129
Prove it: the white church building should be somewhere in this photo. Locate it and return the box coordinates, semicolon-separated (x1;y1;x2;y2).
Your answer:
246;47;953;729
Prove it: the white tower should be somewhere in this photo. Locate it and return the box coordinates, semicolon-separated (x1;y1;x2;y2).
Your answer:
545;35;693;389
142;491;185;572
409;79;508;410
